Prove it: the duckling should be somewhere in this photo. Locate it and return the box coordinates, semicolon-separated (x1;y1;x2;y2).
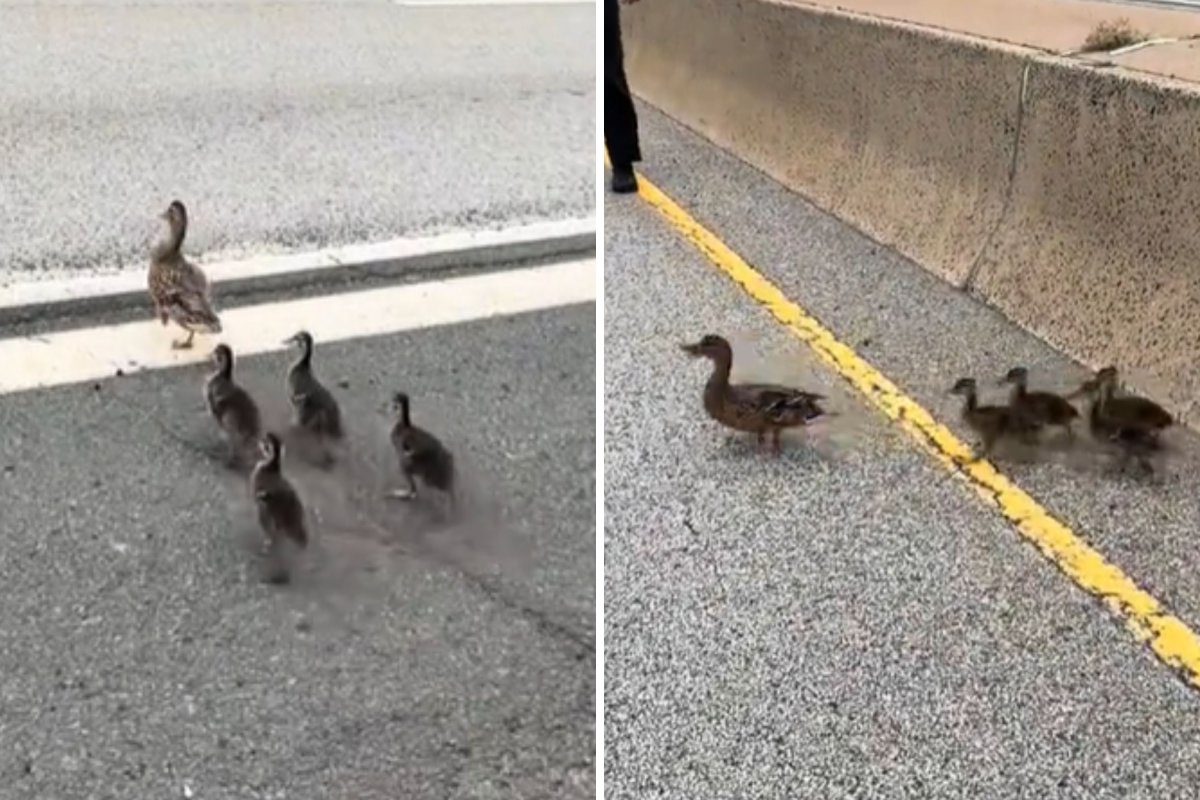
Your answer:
250;432;309;584
949;377;1026;462
1071;376;1162;475
680;333;828;456
283;330;344;441
204;344;261;467
1072;366;1173;439
388;392;455;506
148;200;221;350
999;366;1079;439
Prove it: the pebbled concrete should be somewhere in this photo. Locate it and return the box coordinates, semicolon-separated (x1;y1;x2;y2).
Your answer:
621;0;1200;429
631;104;1200;670
0;301;595;798
802;0;1200;61
604;113;1200;799
0;0;594;283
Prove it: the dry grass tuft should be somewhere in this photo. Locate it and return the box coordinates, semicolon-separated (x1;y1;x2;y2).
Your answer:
1081;18;1148;53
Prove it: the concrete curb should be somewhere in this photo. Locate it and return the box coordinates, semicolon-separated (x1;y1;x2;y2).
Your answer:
623;0;1200;427
0;217;596;328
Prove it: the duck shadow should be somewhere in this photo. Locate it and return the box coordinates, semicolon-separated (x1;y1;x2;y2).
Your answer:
980;429;1175;487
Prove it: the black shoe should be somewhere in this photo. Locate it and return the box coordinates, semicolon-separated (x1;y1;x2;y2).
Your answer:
611;165;638;194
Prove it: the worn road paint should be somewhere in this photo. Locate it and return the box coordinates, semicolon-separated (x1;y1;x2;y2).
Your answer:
0;216;595;313
0;258;595;396
628;165;1200;690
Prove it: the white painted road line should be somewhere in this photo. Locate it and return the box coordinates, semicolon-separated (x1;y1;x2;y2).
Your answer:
0;258;596;396
0;216;595;314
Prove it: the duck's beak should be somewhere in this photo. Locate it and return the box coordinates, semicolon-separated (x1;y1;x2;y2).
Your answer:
680;342;703;357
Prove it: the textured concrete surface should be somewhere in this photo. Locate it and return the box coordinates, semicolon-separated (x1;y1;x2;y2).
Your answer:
0;301;595;798
630;104;1200;650
604;115;1200;798
970;61;1200;422
1114;37;1200;83
802;0;1200;83
0;0;594;283
802;0;1200;57
622;0;1200;428
623;0;1025;285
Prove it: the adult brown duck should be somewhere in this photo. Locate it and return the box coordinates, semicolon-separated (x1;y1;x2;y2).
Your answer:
147;200;221;349
680;333;828;456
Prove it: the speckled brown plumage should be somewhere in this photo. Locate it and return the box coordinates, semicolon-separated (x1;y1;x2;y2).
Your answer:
148;200;221;350
681;333;827;456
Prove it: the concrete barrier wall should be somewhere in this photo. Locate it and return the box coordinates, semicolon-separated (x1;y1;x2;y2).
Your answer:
972;63;1200;419
622;0;1200;425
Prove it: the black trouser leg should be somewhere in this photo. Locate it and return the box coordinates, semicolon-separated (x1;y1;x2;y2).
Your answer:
605;0;641;171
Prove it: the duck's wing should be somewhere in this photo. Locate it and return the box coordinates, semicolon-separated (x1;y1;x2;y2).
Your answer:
731;383;827;422
163;286;220;330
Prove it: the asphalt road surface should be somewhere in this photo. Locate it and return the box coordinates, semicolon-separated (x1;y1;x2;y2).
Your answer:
603;104;1200;799
0;0;594;282
0;271;596;798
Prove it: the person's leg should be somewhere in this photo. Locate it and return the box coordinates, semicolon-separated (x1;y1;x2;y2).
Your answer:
605;0;641;193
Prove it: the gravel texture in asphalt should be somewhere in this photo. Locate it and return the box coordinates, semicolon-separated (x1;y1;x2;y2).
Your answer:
0;0;594;283
603;106;1200;799
0;297;596;799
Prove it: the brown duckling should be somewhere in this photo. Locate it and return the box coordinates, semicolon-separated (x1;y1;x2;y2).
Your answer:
205;344;262;467
1073;376;1164;475
680;333;828;456
283;330;344;440
388;392;455;505
1069;366;1173;440
148;200;222;350
250;432;309;584
999;366;1079;439
949;377;1027;462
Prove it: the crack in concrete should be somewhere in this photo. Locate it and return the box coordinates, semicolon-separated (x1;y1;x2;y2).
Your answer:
963;61;1031;293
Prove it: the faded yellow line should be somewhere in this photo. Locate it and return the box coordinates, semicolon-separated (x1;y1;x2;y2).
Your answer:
619;161;1200;689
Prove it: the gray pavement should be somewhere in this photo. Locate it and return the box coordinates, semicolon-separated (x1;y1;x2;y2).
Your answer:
0;0;594;282
603;104;1200;799
0;295;595;798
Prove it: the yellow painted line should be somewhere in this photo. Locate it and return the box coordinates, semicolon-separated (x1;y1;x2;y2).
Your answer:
624;162;1200;689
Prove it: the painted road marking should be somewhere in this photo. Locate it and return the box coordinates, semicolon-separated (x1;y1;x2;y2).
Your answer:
0;216;595;314
625;165;1200;690
0;258;595;396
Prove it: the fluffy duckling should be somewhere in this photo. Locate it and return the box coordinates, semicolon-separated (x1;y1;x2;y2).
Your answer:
283;330;344;440
148;200;221;349
1070;366;1173;440
205;344;262;467
999;366;1079;439
949;377;1029;462
388;392;455;506
1073;375;1164;475
680;333;827;456
250;432;309;584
